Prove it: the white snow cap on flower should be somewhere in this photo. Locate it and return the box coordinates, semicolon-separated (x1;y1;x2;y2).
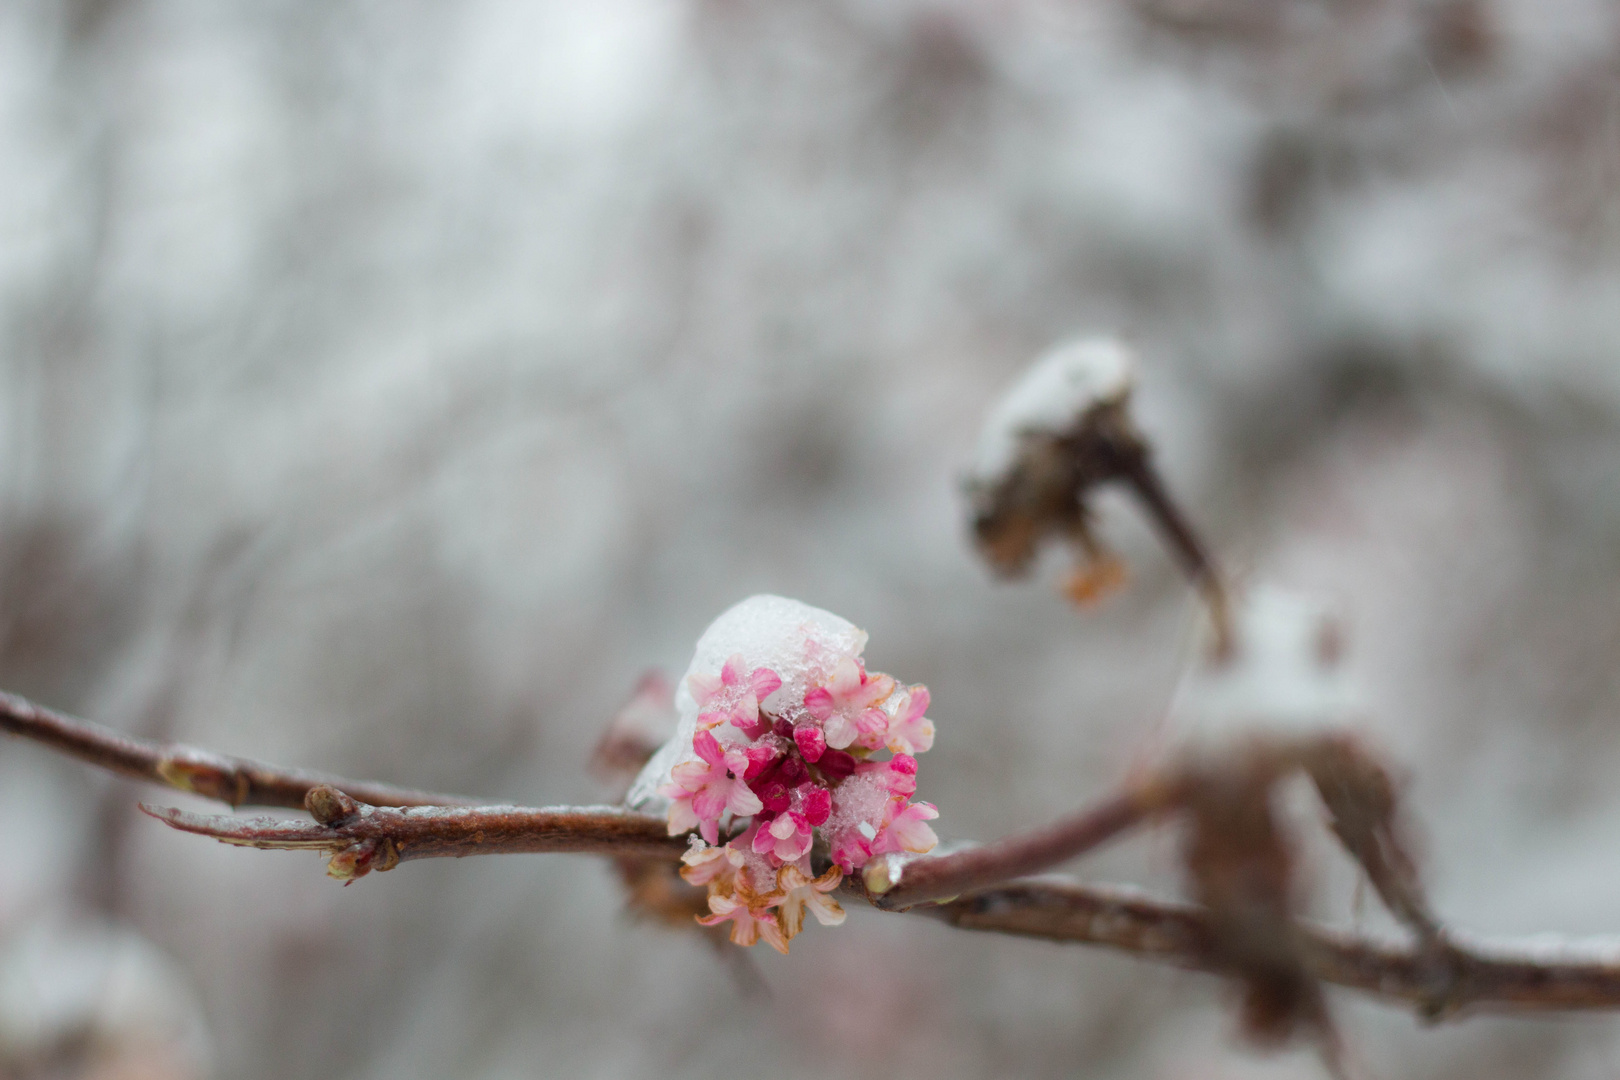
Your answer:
626;594;867;809
972;337;1136;483
1165;585;1361;745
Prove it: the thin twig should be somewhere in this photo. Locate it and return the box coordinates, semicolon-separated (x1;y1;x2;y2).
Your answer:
1117;452;1234;658
142;794;1620;1015
863;783;1174;907
141;798;682;879
0;689;480;809
15;686;1620;1017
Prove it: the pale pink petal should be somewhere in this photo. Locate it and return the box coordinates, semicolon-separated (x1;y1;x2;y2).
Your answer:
750;667;782;699
823;712;858;750
853;707;890;751
692;729;724;766
668;760;711;792
888;800;939;854
725;781;764;818
679;840;737;886
666;797;700;837
687;670;724;707
854;671;896;710
803;686;834;721
721;748;753;777
888;715;935;754
691;784;730;823
825;656;863;698
699;895;789;953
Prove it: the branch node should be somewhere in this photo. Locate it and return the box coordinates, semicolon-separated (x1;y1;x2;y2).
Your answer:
156;748;250;806
1412;934;1471;1022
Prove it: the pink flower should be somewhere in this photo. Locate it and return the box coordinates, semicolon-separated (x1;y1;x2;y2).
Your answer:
774;862;845;939
855;753;918;797
749;784;831;864
753;811;814;863
804;656;895;750
883;685;935;755
699;893;789;954
828;824;874;872
678;838;739;887
654;597;947;952
659;729;764;844
793;721;827;762
871;797;940;858
689;654;782;737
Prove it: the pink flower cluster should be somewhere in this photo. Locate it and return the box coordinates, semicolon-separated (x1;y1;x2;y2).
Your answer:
660;650;939;951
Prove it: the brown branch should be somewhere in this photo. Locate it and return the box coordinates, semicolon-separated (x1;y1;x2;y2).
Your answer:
913;879;1620;1015
140;787;682;880
0;689;480;809
15;686;1620;1019
145;788;1620;1016
1116;452;1234;658
863;782;1176;908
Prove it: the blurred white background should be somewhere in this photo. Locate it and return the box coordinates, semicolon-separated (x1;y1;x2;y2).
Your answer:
3;1;1620;1077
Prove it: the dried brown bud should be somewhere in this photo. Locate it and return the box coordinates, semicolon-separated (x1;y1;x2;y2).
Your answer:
305;784;360;827
969;339;1232;654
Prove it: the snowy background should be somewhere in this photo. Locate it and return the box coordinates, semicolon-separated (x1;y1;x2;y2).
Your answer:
3;0;1620;1077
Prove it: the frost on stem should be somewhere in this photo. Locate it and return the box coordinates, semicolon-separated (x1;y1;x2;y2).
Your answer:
628;595;940;952
968;338;1231;653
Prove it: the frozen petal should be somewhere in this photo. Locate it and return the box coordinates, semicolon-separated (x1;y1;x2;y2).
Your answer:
803;686;834;721
750;667;783;699
687;670;724;707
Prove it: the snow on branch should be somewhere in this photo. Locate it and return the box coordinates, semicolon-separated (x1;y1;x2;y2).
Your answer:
12;685;1620;1026
10;339;1620;1077
919;881;1620;1015
141;790;682;880
0;689;478;809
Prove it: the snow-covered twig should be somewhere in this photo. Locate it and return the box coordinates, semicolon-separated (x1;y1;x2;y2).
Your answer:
0;689;478;809
15;686;1620;1022
859;784;1169;907
141;789;682;880
919;880;1620;1016
128;782;1620;1017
